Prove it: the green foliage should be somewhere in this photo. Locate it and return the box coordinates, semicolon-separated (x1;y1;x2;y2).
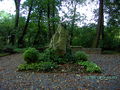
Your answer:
0;11;14;46
18;62;58;71
39;49;57;62
74;51;88;62
14;48;27;53
104;0;120;27
101;27;120;50
23;48;39;63
39;49;66;64
78;61;102;73
64;48;75;63
72;26;96;47
3;45;14;49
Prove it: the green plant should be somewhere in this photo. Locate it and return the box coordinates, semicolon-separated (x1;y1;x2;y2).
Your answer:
74;51;88;62
72;26;96;47
38;49;55;62
78;61;102;73
23;48;39;63
18;62;58;71
64;48;76;63
14;48;27;53
39;52;45;60
39;49;65;64
44;49;56;61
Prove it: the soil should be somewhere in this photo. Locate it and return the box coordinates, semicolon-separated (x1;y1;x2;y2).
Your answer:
52;64;86;73
0;54;120;89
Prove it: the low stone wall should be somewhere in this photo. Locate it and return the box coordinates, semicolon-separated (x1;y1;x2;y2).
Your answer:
71;46;101;54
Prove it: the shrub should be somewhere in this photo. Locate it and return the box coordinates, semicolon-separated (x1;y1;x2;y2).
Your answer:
38;49;65;64
44;49;56;62
78;61;102;73
39;48;78;64
38;49;56;62
74;51;88;61
18;62;58;71
39;52;45;61
23;48;39;63
64;48;76;63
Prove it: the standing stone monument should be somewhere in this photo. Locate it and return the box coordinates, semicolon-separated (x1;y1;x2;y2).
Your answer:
49;23;69;55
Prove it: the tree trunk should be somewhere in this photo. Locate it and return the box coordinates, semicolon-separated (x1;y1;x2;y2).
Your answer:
18;0;33;47
70;3;77;45
33;9;43;46
14;0;20;29
52;0;55;35
47;0;51;41
94;0;104;48
10;0;20;45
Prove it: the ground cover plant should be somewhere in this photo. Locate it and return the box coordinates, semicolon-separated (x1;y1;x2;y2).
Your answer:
18;48;102;73
78;61;102;73
18;62;58;72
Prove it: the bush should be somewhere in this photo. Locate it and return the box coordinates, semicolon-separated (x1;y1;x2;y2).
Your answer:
64;48;76;63
18;62;58;71
23;48;39;63
78;61;102;73
38;49;56;62
74;51;88;61
44;49;57;62
39;49;66;64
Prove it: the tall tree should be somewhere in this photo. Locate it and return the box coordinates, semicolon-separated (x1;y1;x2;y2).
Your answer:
61;0;85;45
9;0;21;45
33;7;43;46
70;2;77;45
105;0;120;27
14;0;21;29
94;0;104;48
18;0;34;47
46;0;60;41
47;0;51;41
52;0;56;34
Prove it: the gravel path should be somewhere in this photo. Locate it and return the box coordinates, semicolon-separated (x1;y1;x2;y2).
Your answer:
0;54;120;90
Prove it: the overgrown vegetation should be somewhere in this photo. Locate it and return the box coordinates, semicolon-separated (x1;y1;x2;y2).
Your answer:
18;48;102;73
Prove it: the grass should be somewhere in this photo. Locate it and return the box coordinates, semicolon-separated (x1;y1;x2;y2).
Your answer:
78;61;102;73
